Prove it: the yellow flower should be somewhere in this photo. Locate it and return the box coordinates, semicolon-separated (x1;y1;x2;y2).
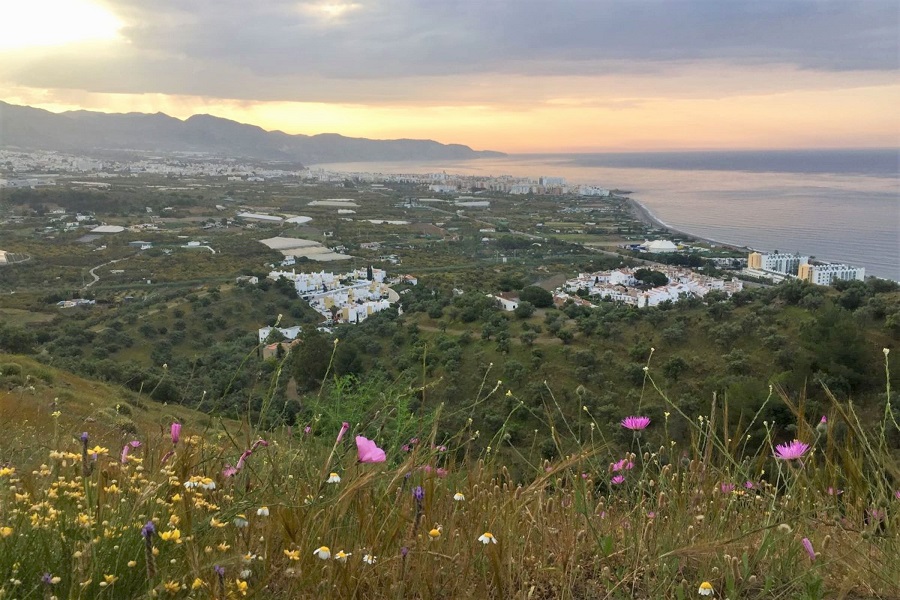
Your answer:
103;574;118;585
284;549;300;560
0;467;15;477
103;484;119;494
698;581;714;596
210;517;226;528
87;446;109;456
163;580;181;595
0;527;12;537
127;561;137;568
170;493;182;503
429;527;442;540
217;542;230;552
235;579;248;595
191;578;204;590
159;529;181;542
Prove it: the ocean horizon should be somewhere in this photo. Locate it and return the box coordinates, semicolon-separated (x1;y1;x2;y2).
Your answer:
314;148;900;280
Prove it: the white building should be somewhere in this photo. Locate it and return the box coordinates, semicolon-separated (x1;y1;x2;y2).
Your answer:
258;326;302;344
641;240;678;253
747;252;809;276
487;294;519;312
798;263;865;286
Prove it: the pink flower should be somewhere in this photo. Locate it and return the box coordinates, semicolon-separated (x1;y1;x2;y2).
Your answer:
611;475;625;485
827;487;843;496
170;422;182;445
304;426;312;435
744;481;755;489
355;435;386;463
223;465;239;478
120;440;141;464
611;458;634;472
336;422;350;444
895;490;900;500
720;483;735;494
801;537;815;560
621;416;650;431
773;440;809;460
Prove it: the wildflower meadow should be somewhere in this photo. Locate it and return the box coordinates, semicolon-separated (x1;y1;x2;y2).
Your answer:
0;349;897;599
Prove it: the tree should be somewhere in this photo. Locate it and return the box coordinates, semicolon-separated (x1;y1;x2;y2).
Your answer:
514;301;535;319
366;265;374;281
520;286;553;308
634;268;669;287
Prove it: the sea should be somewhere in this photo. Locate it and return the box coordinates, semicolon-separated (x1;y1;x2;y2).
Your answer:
314;149;900;280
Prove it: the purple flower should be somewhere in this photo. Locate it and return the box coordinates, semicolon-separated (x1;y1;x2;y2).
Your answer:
400;546;409;557
611;458;634;472
801;537;816;560
744;481;755;489
140;521;155;539
621;416;650;431
413;486;425;501
170;422;181;445
611;475;625;485
774;440;810;460
41;573;53;585
304;426;312;435
214;565;225;577
80;432;89;443
720;483;736;494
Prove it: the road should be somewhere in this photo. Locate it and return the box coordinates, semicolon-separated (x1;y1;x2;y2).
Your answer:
84;257;131;289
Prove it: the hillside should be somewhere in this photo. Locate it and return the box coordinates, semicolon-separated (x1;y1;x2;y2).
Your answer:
0;101;505;163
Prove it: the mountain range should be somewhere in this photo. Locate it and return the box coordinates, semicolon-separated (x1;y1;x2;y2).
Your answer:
0;101;504;165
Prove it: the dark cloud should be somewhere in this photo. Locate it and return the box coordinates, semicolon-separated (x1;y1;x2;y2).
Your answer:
5;0;898;100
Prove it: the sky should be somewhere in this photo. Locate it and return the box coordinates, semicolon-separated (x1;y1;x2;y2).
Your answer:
0;0;898;153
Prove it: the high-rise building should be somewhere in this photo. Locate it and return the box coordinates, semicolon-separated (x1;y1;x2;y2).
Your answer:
747;252;809;275
797;263;865;286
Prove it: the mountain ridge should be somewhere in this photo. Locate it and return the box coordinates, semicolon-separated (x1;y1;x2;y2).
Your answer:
0;101;505;164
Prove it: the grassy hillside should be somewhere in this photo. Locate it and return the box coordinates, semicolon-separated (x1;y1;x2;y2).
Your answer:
0;352;897;598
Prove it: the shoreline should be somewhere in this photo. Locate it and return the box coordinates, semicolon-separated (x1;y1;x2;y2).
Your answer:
625;197;752;252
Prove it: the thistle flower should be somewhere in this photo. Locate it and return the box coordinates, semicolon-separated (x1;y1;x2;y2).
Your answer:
478;532;497;544
621;416;650;431
816;416;828;434
170;422;181;445
698;581;714;596
313;546;331;560
774;440;810;461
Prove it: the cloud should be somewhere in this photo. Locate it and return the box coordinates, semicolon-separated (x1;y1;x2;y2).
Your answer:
1;0;895;104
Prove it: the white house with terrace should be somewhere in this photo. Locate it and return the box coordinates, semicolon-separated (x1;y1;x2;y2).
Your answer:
266;267;394;324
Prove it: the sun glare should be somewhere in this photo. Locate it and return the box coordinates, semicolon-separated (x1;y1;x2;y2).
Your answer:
0;0;122;51
301;1;361;21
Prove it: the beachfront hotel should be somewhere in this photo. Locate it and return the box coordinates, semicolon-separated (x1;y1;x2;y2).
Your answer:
747;252;809;276
797;263;865;286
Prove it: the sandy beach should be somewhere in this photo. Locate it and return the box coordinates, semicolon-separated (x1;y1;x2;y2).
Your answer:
625;197;751;252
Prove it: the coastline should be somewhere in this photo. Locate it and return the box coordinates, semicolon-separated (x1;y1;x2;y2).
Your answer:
625;197;751;252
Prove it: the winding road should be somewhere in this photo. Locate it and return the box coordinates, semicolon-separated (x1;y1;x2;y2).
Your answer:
84;257;131;289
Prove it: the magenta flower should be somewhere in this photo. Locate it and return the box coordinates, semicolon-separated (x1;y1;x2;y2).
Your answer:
222;465;239;478
895;490;900;500
611;475;625;485
773;440;809;460
304;426;311;435
336;422;349;444
621;416;650;431
170;422;182;445
744;481;755;489
355;435;386;463
801;537;816;560
720;483;736;494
